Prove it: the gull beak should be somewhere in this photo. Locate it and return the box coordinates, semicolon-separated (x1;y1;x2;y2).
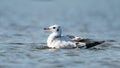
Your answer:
44;27;50;30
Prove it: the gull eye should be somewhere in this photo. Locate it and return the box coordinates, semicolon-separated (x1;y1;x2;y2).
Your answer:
53;27;56;29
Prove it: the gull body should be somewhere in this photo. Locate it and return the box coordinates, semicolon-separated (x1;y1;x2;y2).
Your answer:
44;25;104;49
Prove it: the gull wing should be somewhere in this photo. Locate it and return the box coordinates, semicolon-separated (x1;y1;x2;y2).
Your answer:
66;35;105;48
66;35;84;42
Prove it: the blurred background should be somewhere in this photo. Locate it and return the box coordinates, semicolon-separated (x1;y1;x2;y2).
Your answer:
0;0;120;68
0;0;120;43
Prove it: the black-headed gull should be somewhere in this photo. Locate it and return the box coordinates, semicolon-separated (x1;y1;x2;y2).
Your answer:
44;25;104;49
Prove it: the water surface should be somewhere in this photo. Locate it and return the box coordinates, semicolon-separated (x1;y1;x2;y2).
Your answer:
0;0;120;68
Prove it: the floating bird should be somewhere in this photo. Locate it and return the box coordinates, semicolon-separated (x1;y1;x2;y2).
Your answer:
44;25;104;49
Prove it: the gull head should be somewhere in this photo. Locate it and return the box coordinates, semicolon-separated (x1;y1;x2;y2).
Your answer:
44;25;61;33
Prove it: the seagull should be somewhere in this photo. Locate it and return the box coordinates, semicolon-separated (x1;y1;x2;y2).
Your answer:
44;24;104;49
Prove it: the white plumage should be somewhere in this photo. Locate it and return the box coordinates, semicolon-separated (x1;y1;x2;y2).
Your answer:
44;25;104;49
44;25;85;48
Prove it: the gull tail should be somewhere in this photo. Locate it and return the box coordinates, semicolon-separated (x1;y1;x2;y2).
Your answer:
85;41;105;49
75;41;105;49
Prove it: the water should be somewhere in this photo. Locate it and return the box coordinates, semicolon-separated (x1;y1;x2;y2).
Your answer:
0;0;120;68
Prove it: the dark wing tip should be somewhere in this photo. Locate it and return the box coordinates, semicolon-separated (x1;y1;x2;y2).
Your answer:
85;41;105;49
